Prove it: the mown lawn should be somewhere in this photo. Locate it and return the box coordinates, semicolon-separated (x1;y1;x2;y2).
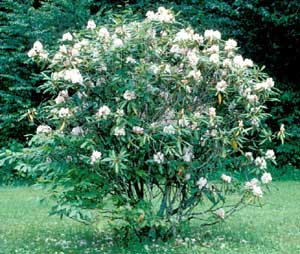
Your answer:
1;181;300;254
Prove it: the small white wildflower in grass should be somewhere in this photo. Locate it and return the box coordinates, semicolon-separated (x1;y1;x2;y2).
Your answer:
91;151;101;164
62;32;73;41
133;126;144;134
216;80;228;93
261;172;272;184
58;107;71;118
114;127;126;136
96;105;111;118
221;174;231;183
254;156;267;170
197;177;207;190
71;126;84;136
154;152;164;164
36;125;52;134
123;90;136;101
215;208;225;219
87;20;96;30
265;149;276;160
163;125;176;135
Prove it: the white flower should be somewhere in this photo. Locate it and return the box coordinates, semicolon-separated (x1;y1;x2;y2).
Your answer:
33;41;43;52
187;50;200;67
58;107;71;118
114;127;126;136
204;30;221;41
62;32;73;41
252;185;263;198
163;125;176;135
238;120;244;129
244;58;253;68
149;64;160;75
27;48;36;58
197;177;207;190
91;150;101;164
133;126;144;134
209;53;219;64
55;90;69;104
222;58;232;68
207;45;219;54
59;45;68;54
146;7;175;23
98;27;110;38
174;29;193;42
245;178;259;190
116;108;124;117
170;44;185;55
221;174;231;183
183;147;194;162
96;105;111;118
64;69;83;84
87;20;96;30
188;70;202;81
247;94;258;104
123;90;136;101
216;80;228;93
225;39;237;51
265;150;276;160
208;107;216;118
112;38;123;48
215;208;225;219
254;157;267;170
261;172;272;184
71;126;84;136
126;56;136;64
154;152;164;164
36;125;52;134
233;55;244;68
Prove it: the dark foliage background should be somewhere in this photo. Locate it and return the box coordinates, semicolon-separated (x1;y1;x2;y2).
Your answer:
1;0;299;183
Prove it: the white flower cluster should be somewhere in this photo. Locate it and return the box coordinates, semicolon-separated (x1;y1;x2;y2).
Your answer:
163;125;176;135
123;90;136;101
96;106;111;118
187;70;202;81
87;20;96;30
154;152;164;164
114;127;126;136
254;156;267;170
197;177;207;190
208;107;216;119
146;7;175;23
233;55;253;68
261;172;272;184
245;178;263;198
254;78;275;91
98;27;110;39
133;126;144;135
64;69;83;84
91;150;101;164
224;39;237;52
215;208;225;219
58;107;71;118
62;32;73;41
216;80;228;93
182;147;194;162
28;41;48;59
221;174;231;183
71;126;84;136
265;149;276;160
174;28;203;44
204;30;221;41
55;90;69;104
36;124;52;134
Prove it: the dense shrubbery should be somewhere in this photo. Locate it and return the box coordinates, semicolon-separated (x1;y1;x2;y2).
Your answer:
5;8;285;238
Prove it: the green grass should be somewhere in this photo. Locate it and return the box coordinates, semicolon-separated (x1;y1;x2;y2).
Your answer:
1;181;300;253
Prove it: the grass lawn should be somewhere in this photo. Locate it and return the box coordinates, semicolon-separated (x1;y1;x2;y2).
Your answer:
1;181;300;254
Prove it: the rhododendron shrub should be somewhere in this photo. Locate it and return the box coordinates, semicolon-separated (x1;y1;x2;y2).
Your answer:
25;7;284;237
